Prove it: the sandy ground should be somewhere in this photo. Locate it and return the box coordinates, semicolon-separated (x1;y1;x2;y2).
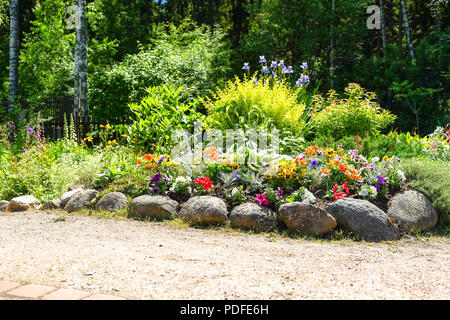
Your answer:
0;210;449;300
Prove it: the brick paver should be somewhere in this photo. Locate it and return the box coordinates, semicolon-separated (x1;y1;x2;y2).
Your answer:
7;284;56;298
0;281;20;293
0;281;127;300
42;288;92;300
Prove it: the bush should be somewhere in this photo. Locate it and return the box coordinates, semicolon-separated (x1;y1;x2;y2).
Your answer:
89;21;232;124
205;75;306;133
309;83;396;139
127;85;204;153
399;158;450;232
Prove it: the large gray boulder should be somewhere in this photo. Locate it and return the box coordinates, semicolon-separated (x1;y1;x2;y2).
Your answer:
96;192;128;212
0;200;10;212
65;189;99;213
326;198;398;242
60;188;84;208
388;190;438;232
179;196;228;225
230;203;277;231
132;195;178;220
7;195;41;212
279;203;337;236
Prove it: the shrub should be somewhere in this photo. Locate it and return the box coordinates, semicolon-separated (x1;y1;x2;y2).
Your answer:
205;75;306;133
399;158;449;232
309;83;396;139
89;22;231;124
127;85;204;153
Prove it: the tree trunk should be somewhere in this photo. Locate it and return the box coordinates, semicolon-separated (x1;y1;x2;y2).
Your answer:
330;0;335;89
380;0;387;56
8;0;19;116
432;7;442;34
79;0;87;124
400;0;415;62
74;0;80;130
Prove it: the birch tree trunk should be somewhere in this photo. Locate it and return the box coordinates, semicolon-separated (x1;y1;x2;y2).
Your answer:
79;0;87;125
380;0;387;56
400;0;415;62
74;0;80;128
8;0;19;116
330;0;335;89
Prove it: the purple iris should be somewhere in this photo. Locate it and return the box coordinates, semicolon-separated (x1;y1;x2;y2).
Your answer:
286;66;294;73
242;62;250;70
301;62;308;70
377;176;387;185
270;61;278;68
310;159;318;168
18;113;24;120
270;71;276;78
296;74;310;87
149;173;162;186
258;55;267;63
253;78;259;84
278;60;285;68
261;66;270;74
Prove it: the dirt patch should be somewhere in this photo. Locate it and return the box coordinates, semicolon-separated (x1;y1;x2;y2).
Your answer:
0;211;449;300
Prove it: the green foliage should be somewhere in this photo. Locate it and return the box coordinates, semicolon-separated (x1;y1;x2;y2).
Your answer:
127;84;204;153
226;186;247;206
89;21;231;124
310;83;397;139
206;75;306;132
399;158;450;230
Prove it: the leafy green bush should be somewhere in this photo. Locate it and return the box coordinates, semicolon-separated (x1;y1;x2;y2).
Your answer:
309;83;396;139
127;85;204;153
205;75;306;132
89;21;231;124
399;158;449;232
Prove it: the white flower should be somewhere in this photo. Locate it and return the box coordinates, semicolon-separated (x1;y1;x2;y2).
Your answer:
231;187;239;196
397;169;406;183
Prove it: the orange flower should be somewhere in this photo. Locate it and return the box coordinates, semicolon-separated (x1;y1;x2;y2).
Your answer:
339;164;347;172
300;160;307;166
320;168;330;175
345;170;352;179
305;146;317;154
136;159;142;164
145;163;152;169
144;154;152;161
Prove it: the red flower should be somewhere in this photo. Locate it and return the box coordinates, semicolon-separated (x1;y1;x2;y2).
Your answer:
342;181;349;195
195;177;214;190
333;192;346;200
332;182;339;193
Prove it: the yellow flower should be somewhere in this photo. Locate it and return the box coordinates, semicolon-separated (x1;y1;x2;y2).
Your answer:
112;140;117;145
121;134;128;138
99;125;105;128
107;140;112;145
105;124;111;130
83;136;93;142
106;145;112;151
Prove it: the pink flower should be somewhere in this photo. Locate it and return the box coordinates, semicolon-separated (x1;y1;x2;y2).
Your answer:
256;194;269;206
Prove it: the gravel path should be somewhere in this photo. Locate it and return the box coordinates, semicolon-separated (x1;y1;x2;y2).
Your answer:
1;211;449;300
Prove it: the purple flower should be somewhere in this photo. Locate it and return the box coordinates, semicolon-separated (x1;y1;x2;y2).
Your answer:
253;78;259;84
270;61;278;68
26;125;34;133
301;62;308;70
158;157;165;165
233;171;240;181
310;159;318;168
34;132;41;138
242;62;250;70
149;173;163;186
276;187;283;200
152;187;159;193
270;71;276;78
377;176;387;185
286;66;294;73
374;184;381;193
278;60;285;68
261;66;270;74
296;74;310;87
8;120;15;129
18;113;24;120
258;55;267;63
